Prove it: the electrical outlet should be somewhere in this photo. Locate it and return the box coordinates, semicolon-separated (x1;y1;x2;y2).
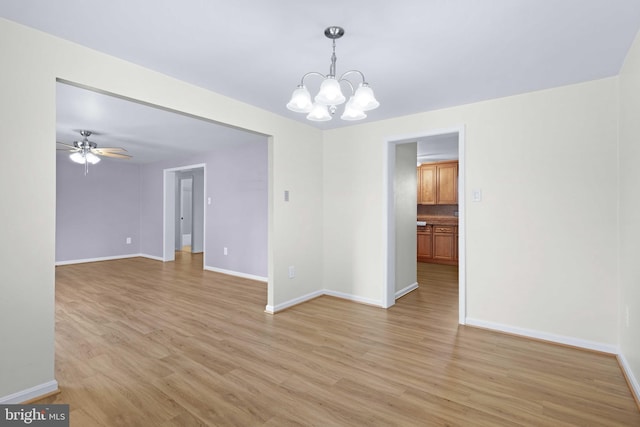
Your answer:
288;266;295;279
224;247;228;256
126;237;131;244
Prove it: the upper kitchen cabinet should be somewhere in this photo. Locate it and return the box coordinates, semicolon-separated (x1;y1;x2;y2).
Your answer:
417;164;436;204
436;161;458;204
417;160;458;205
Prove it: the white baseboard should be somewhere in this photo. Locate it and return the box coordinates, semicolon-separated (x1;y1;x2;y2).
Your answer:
265;289;383;314
465;318;618;354
0;380;58;404
139;253;164;262
618;353;640;405
55;254;140;266
323;289;383;307
265;290;324;314
204;266;268;283
395;282;419;299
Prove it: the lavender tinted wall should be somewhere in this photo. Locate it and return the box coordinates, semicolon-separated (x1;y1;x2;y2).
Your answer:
138;140;268;277
138;162;165;257
56;152;140;262
205;142;268;277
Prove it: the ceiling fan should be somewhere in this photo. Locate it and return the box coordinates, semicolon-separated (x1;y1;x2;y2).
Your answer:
57;130;131;174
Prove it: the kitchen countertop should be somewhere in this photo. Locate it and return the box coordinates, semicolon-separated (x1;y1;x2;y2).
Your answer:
417;215;459;226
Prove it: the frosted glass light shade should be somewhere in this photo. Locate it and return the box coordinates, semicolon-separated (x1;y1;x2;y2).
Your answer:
306;103;332;121
341;97;366;121
353;83;379;111
86;152;101;164
69;152;86;164
315;77;345;105
286;85;313;113
70;151;101;164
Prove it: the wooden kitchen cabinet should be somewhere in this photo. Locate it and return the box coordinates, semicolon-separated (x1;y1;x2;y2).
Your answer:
417;161;458;205
417;223;458;266
417;164;436;205
433;225;456;262
417;225;433;262
436;162;457;204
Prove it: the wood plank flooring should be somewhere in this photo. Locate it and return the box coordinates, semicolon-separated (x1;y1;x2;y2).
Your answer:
43;254;640;426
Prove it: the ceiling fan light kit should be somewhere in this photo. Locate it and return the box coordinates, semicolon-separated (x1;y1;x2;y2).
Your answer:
70;151;100;165
286;26;379;122
57;130;131;175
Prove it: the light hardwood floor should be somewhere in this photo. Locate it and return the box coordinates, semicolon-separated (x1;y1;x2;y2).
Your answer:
43;254;640;426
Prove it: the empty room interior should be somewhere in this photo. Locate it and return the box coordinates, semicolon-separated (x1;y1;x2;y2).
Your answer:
1;2;640;425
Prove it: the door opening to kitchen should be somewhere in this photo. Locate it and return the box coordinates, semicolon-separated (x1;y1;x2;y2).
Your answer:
386;127;465;324
416;133;460;325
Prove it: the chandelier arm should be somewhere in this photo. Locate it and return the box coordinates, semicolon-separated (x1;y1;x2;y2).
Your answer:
338;70;367;84
337;79;355;97
300;71;327;86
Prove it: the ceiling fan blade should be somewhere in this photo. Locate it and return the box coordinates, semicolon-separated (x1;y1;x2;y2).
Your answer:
93;147;128;154
56;141;78;151
96;151;132;159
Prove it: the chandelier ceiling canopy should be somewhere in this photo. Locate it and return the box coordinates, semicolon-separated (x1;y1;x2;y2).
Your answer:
286;26;379;122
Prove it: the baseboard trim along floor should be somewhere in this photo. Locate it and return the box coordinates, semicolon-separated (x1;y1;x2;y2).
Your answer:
0;380;59;404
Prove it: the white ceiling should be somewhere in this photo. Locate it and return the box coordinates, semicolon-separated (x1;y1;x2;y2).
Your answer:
2;1;640;160
56;83;266;164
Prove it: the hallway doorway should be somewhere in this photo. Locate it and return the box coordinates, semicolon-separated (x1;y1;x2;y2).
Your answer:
163;164;206;263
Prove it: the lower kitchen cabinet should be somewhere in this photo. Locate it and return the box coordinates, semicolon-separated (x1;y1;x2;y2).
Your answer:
418;224;458;266
417;225;432;262
433;225;456;262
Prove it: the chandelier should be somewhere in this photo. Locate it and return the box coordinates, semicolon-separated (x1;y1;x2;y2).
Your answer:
286;26;379;122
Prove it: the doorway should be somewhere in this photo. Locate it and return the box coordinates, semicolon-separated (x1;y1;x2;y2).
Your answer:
384;126;466;324
178;176;193;251
163;164;206;263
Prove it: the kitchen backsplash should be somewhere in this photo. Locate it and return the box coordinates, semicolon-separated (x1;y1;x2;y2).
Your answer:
417;204;458;217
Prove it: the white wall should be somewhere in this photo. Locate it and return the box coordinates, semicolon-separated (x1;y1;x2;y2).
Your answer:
618;29;640;399
394;142;417;294
0;20;57;402
323;78;619;348
0;18;323;401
